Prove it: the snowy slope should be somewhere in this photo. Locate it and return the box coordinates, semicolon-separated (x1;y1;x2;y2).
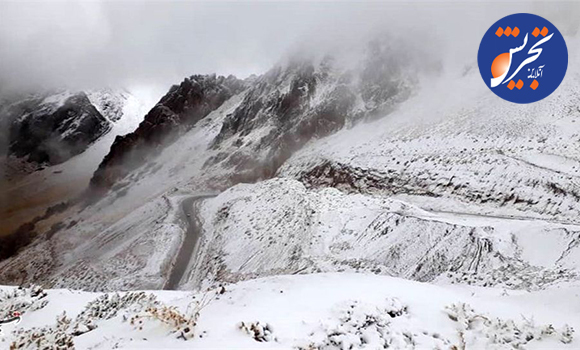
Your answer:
0;92;246;290
179;178;579;292
0;274;577;349
279;45;580;224
4;41;580;294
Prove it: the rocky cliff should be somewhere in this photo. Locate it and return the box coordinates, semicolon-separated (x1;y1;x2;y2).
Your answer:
5;92;110;166
91;39;417;192
90;74;245;191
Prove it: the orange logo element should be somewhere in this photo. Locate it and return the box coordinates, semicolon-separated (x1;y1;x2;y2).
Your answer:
532;27;549;37
491;52;510;78
530;79;539;90
495;27;520;37
506;80;525;90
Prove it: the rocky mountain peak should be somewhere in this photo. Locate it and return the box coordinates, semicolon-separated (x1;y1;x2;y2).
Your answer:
89;38;424;193
89;74;246;192
204;43;417;184
6;91;110;166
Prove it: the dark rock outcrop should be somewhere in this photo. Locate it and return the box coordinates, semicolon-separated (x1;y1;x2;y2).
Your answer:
90;39;419;193
6;92;110;165
90;74;245;192
205;40;415;183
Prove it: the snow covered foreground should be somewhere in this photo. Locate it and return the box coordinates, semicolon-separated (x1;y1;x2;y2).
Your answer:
1;273;577;349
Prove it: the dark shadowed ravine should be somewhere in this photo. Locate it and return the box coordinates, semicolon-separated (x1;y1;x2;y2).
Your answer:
164;194;216;290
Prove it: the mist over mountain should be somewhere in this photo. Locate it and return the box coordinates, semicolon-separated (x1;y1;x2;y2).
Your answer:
2;1;577;94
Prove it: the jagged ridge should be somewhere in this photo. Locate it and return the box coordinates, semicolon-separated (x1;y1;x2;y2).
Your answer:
90;74;245;192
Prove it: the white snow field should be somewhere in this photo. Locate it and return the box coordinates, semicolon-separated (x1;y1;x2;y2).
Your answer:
1;273;578;349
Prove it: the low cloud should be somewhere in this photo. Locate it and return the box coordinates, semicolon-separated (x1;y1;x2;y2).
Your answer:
0;1;578;95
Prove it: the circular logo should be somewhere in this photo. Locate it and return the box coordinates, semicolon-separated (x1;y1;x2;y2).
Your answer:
478;13;568;104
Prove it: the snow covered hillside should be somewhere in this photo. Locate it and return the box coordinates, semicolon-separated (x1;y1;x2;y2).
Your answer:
280;42;580;225
0;93;244;289
2;32;580;293
182;178;580;292
3;33;580;291
0;274;577;349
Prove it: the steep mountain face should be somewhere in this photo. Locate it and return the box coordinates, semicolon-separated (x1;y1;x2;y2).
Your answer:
0;88;147;248
90;40;419;193
90;74;245;192
1;88;139;181
205;43;416;183
5;92;110;165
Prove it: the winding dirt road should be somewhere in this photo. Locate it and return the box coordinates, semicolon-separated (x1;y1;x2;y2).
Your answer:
164;194;216;290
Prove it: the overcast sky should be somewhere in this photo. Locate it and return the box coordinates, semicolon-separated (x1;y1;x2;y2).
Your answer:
1;1;578;98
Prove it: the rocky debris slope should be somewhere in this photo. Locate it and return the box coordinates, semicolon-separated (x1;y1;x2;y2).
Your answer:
0;194;182;291
90;75;245;192
182;178;579;291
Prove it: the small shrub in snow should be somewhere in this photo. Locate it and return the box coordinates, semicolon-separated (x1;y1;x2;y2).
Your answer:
10;312;74;350
76;291;159;323
127;291;215;340
239;321;275;342
130;304;199;340
0;285;48;319
384;297;407;318
445;302;575;349
298;298;450;350
561;325;575;344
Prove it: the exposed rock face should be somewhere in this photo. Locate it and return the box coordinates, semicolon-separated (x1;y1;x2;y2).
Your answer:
90;74;245;191
205;40;415;183
89;40;419;193
6;92;110;165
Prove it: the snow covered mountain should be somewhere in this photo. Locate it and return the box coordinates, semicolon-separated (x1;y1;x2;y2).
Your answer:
0;88;147;246
3;91;109;168
2;34;580;292
89;39;423;193
1;89;142;174
1;34;580;349
90;75;245;192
